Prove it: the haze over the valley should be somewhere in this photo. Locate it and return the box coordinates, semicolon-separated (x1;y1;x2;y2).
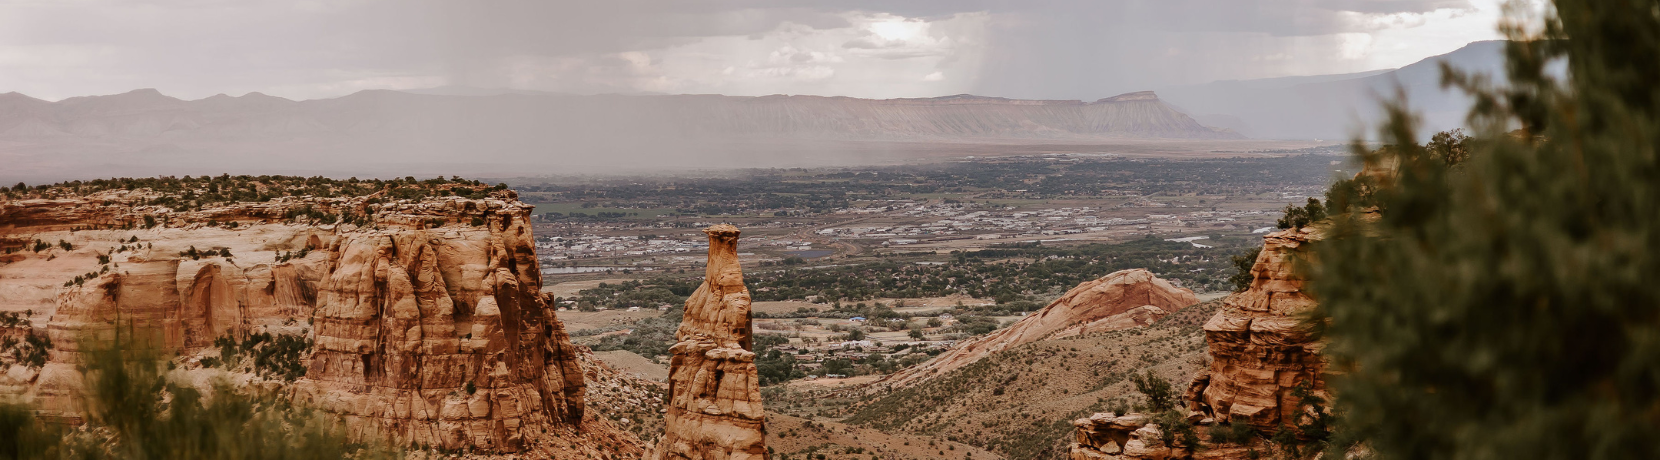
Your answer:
0;0;1521;183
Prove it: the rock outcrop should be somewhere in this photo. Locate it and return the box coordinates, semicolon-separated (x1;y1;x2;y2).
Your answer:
1185;227;1326;431
883;268;1198;389
651;225;768;460
290;204;586;452
1070;413;1254;460
0;185;606;455
1060;228;1327;460
1071;413;1161;459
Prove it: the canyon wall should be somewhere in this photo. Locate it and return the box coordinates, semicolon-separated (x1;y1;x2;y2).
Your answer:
0;188;600;455
652;225;768;460
882;268;1198;389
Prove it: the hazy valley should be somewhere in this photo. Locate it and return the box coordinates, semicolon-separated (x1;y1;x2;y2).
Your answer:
2;2;1656;458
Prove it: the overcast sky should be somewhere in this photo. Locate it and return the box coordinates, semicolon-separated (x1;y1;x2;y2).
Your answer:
0;0;1518;102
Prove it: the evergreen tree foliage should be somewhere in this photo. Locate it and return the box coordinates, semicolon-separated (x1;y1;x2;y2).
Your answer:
0;332;395;459
1312;1;1660;458
1230;246;1262;292
1130;371;1177;412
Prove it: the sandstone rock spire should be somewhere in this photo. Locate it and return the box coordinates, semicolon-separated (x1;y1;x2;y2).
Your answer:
1184;226;1327;431
651;224;768;460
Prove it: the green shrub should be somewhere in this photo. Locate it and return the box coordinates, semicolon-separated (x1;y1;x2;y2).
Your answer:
0;335;397;459
1229;246;1261;292
1130;371;1177;412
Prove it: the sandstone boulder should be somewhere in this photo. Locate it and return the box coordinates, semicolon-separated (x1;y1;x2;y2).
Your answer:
1069;414;1173;460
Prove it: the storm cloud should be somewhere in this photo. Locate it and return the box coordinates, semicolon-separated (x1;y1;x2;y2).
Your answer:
0;0;1507;101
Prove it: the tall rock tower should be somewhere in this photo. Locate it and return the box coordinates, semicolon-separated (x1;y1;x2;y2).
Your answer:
651;224;768;460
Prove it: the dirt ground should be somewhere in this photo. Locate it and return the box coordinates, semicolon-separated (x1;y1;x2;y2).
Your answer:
767;413;1005;460
556;309;662;332
543;278;635;299
591;350;669;381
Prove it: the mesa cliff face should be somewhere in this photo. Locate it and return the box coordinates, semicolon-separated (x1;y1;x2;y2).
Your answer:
0;185;612;455
0;89;1244;183
882;268;1198;389
652;225;768;460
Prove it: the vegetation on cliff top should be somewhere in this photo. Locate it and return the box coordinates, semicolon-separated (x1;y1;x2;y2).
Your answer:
0;335;394;460
3;175;510;211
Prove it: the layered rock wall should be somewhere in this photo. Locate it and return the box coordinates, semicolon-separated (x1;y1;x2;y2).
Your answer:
0;190;588;453
1186;227;1326;431
651;225;768;460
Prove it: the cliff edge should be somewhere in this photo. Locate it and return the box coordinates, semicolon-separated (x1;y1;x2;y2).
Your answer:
0;177;636;457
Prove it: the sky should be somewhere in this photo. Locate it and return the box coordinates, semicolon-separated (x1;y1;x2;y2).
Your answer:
0;0;1519;102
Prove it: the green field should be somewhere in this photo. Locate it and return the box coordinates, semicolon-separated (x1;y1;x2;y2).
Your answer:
525;202;678;218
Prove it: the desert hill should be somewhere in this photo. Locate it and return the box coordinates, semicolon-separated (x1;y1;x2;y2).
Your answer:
880;268;1198;389
822;299;1220;459
0;89;1237;183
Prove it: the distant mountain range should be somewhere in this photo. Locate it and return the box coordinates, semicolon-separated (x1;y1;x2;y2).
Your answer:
0;88;1233;141
1158;40;1507;140
0;41;1512;182
0;88;1237;182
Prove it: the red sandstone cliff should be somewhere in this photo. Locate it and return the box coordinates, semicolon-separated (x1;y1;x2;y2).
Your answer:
1184;227;1325;430
0;186;630;457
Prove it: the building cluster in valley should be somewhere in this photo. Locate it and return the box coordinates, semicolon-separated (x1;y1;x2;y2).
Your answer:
818;201;1276;244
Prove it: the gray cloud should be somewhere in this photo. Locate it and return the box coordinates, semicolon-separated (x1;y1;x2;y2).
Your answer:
0;0;1481;101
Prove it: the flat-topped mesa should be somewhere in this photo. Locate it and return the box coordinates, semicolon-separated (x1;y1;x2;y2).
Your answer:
0;180;593;454
1097;91;1162;103
652;224;768;460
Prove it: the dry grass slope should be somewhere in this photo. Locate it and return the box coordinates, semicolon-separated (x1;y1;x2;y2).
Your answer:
844;300;1221;459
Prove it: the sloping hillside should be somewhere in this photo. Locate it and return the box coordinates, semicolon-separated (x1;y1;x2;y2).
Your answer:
879;268;1198;389
835;300;1221;460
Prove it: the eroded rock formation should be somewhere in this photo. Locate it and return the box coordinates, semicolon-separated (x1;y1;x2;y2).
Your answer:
1185;227;1326;431
291;206;586;452
1073;412;1232;460
883;268;1198;389
0;188;601;454
651;224;768;460
1061;228;1327;460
